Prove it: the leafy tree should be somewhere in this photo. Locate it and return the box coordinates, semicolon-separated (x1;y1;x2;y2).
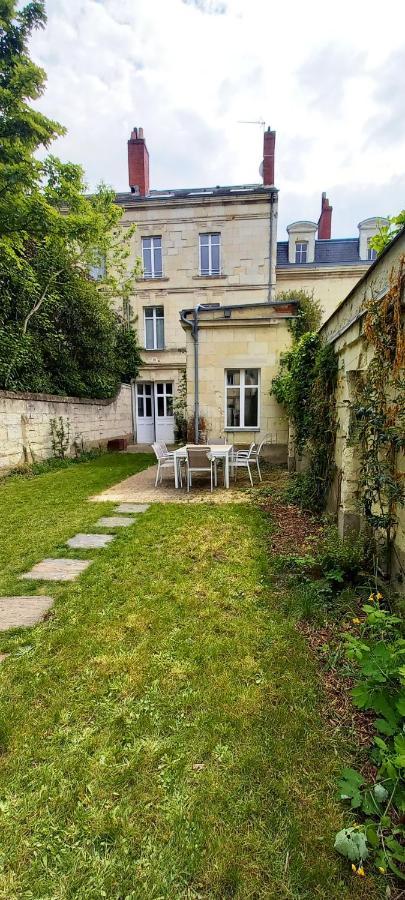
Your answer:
0;1;142;398
370;211;405;255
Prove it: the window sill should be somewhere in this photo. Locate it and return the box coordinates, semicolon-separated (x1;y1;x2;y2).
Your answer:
142;347;166;352
192;274;227;280
137;276;169;282
224;427;260;432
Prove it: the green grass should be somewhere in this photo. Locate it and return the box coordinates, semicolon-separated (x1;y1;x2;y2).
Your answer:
0;457;378;898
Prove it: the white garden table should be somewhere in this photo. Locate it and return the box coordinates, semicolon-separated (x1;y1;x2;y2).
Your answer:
173;445;233;490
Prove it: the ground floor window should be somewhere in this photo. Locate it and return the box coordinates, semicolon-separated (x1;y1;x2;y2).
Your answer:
225;369;259;428
137;383;153;418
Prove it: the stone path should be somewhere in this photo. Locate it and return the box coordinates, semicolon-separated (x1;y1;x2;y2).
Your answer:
20;558;91;582
0;502;150;637
67;533;115;549
96;515;135;528
0;596;54;631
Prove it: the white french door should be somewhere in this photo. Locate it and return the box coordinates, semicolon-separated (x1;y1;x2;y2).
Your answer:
155;382;174;443
135;381;175;444
136;383;155;443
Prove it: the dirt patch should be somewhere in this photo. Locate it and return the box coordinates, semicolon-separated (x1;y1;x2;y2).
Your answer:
259;496;325;556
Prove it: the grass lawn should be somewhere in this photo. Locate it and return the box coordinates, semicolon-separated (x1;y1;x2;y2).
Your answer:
0;455;377;898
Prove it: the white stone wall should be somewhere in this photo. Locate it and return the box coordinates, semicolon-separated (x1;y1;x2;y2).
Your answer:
0;384;133;471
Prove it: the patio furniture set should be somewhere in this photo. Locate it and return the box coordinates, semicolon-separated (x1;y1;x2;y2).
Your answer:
152;438;269;492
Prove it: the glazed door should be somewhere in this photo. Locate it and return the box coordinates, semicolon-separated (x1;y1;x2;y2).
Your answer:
154;382;175;443
136;383;155;444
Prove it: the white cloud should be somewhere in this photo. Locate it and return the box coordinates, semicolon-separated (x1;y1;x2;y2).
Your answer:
29;0;405;236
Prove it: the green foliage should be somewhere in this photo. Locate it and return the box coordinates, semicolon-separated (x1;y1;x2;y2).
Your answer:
173;370;187;442
369;212;405;256
50;416;70;459
0;2;142;398
276;289;323;341
272;334;338;511
349;262;405;574
336;597;405;880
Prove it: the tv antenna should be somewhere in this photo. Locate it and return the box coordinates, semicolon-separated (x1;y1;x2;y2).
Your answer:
238;119;266;131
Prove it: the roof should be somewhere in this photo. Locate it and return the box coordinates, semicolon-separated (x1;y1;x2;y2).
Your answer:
115;183;277;205
277;237;366;268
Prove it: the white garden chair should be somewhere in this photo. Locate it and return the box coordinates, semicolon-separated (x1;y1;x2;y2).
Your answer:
186;446;218;492
249;434;271;482
231;441;256;486
152;442;182;487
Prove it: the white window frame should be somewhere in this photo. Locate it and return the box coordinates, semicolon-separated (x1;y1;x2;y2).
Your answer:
295;241;308;264
142;235;163;278
144;306;165;350
155;382;173;418
224;368;260;431
367;239;377;262
89;252;106;281
199;232;221;276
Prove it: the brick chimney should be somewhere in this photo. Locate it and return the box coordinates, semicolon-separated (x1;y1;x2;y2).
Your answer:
128;126;149;195
318;192;332;239
262;127;276;186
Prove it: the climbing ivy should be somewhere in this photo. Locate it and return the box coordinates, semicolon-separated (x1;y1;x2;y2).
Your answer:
271;328;338;513
349;258;405;577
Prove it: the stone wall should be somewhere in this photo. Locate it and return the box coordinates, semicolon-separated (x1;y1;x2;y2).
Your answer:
319;231;405;587
0;384;133;472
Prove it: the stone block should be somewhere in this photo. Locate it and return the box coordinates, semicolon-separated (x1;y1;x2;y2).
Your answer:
66;533;115;549
96;516;135;528
21;558;91;582
0;596;54;631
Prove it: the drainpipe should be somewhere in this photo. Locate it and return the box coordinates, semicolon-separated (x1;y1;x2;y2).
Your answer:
192;305;200;443
268;191;278;301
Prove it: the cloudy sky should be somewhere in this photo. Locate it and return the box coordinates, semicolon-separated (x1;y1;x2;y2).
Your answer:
29;0;405;237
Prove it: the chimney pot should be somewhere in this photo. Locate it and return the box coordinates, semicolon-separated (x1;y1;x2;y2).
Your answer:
262;127;276;186
128;126;149;196
318;192;332;239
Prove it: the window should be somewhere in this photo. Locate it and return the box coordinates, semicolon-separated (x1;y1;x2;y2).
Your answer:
156;382;173;417
137;383;153;418
142;236;162;278
199;233;221;275
144;307;164;350
367;239;377;261
226;369;259;429
89;253;106;280
295;242;308;264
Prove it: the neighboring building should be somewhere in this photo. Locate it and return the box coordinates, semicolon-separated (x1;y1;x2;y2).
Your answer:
276;195;388;321
115;126;386;446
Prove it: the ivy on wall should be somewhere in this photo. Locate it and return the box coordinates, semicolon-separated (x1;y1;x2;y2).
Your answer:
349;257;405;576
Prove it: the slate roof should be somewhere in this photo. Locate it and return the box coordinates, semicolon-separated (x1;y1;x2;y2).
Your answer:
277;238;365;267
115;183;276;205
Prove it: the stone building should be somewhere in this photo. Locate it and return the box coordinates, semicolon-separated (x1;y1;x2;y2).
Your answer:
115;127;386;447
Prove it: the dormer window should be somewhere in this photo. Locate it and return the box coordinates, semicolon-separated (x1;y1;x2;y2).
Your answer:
295;242;308;264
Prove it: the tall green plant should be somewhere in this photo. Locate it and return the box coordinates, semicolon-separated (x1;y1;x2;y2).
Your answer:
0;1;142;398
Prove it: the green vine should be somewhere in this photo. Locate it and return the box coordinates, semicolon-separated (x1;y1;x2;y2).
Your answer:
272;328;338;513
349;258;405;577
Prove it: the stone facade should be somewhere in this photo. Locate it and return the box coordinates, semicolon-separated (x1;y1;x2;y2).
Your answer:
0;384;133;472
319;231;405;586
181;301;295;460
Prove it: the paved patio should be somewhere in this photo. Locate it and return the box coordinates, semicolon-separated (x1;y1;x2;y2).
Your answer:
90;462;262;504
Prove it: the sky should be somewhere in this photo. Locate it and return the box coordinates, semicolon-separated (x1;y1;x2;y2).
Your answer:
29;0;405;237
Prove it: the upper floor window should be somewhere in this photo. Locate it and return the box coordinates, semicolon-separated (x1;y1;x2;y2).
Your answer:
89;252;106;281
144;306;164;350
295;242;308;264
226;368;259;429
142;236;162;278
199;232;221;275
367;239;377;261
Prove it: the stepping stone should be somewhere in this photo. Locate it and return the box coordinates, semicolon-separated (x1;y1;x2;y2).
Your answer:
96;516;135;528
20;558;91;582
0;596;54;631
115;503;150;513
67;533;115;550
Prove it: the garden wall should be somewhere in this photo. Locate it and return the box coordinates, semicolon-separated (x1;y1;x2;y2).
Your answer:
319;231;405;587
0;384;133;471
